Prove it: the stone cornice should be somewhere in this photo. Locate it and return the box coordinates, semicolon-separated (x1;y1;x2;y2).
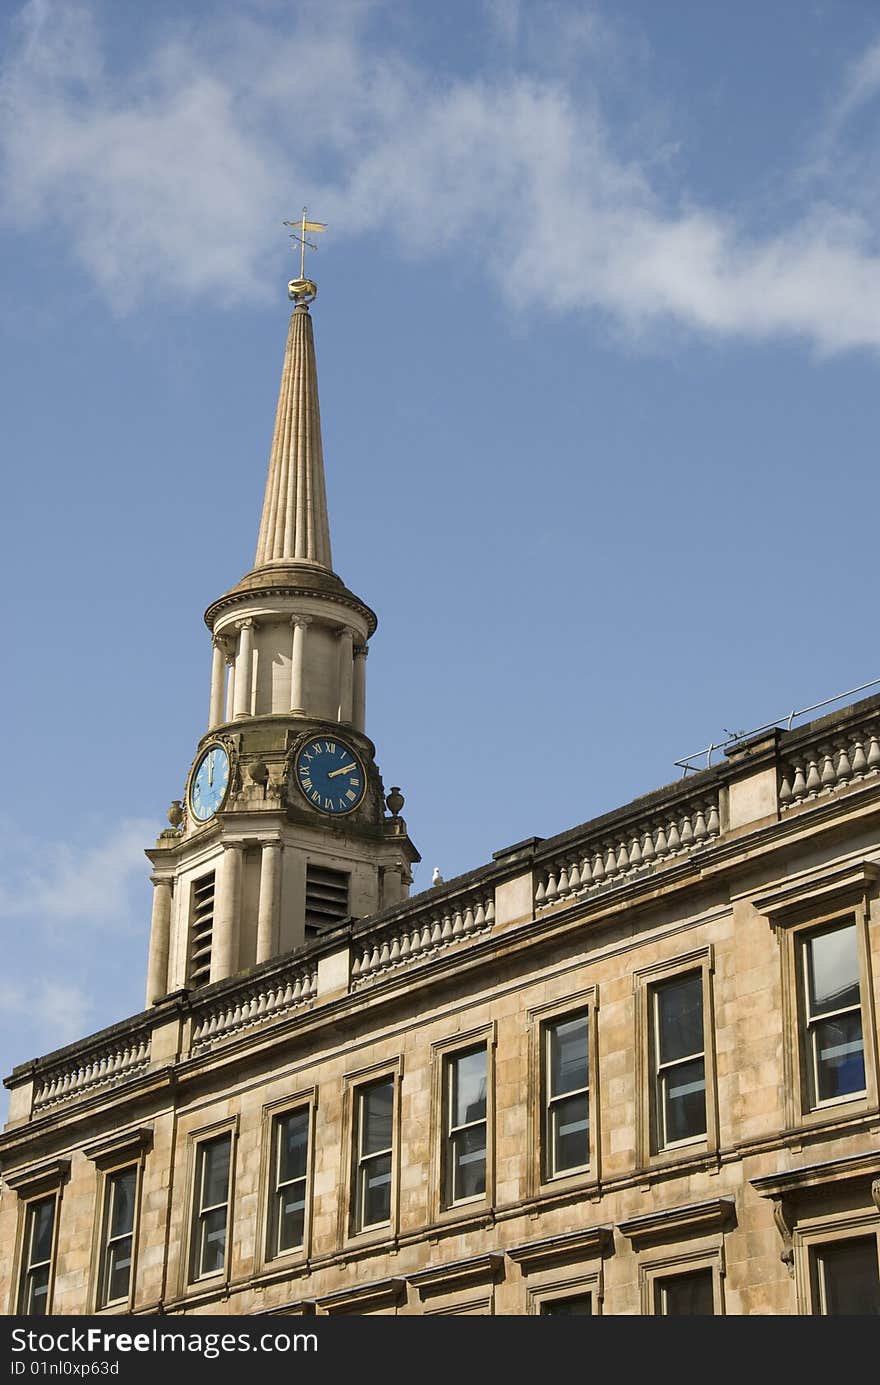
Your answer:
507;1226;613;1271
204;579;377;638
751;1150;880;1199
315;1276;407;1313
752;859;880;923
618;1197;735;1247
4;1156;70;1196
82;1126;153;1167
408;1253;504;1295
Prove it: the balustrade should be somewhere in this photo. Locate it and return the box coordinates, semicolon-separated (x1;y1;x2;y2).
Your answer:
535;796;720;910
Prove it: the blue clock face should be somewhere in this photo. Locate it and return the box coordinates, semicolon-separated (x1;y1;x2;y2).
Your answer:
295;736;365;815
190;744;230;822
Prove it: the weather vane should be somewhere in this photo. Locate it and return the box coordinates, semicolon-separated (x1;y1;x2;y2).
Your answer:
283;207;327;305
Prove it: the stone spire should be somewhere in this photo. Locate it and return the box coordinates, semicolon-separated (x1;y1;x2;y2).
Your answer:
254;300;333;570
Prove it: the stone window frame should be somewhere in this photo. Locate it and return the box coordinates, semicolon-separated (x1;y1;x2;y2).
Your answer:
632;946;718;1168
508;1226;612;1316
638;1246;725;1316
755;861;879;1132
84;1127;153;1314
253;1087;318;1276
180;1115;239;1295
5;1158;70;1317
430;1023;496;1223
751;1150;880;1310
526;987;600;1198
620;1196;734;1315
797;1209;880;1316
337;1056;403;1248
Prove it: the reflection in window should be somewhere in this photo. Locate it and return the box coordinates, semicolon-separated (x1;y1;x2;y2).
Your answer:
655;1268;715;1315
19;1196;56;1315
545;1015;590;1177
270;1110;309;1256
446;1047;487;1204
192;1135;231;1280
813;1238;880;1315
803;921;865;1106
541;1294;593;1315
355;1079;394;1231
652;973;706;1147
98;1167;137;1306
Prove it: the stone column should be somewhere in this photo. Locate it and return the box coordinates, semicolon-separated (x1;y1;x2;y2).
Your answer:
145;876;173;1005
211;842;244;983
256;838;283;964
352;643;368;733
233;619;254;720
289;616;311;714
208;637;226;730
337;626;354;724
224;647;236;723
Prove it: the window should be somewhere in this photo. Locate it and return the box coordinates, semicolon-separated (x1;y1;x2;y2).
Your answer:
445;1047;487;1205
354;1079;394;1231
545;1014;590;1179
191;1134;232;1280
802;920;866;1107
188;872;215;987
812;1237;880;1316
652;972;706;1148
268;1110;310;1257
305;864;349;936
97;1168;137;1307
541;1294;593;1316
655;1268;715;1315
755;863;879;1128
18;1196;57;1315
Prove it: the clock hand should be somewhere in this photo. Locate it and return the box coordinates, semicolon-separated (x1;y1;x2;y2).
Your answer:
208;751;214;787
327;762;357;778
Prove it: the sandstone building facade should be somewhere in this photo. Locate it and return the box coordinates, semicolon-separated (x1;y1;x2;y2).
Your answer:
2;264;880;1317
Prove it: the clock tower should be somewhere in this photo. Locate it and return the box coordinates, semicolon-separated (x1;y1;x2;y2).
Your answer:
143;253;419;1005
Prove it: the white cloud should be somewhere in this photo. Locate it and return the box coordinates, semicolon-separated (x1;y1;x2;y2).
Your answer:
0;818;155;926
0;979;93;1048
2;1;880;351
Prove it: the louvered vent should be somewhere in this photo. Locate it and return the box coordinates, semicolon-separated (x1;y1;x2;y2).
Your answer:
305;864;349;936
188;871;215;988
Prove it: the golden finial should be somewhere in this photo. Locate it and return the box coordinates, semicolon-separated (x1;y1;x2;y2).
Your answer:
283;207;327;305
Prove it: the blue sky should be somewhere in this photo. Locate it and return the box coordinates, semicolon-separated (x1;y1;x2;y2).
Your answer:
2;0;880;1108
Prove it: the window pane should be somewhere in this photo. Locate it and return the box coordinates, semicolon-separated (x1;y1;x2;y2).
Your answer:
453;1049;487;1126
106;1237;132;1303
657;974;704;1063
658;1269;714;1315
813;1010;865;1101
278;1111;309;1184
662;1057;706;1143
817;1238;880;1315
278;1179;306;1251
550;1017;589;1097
109;1169;137;1239
808;924;860;1016
361;1081;394;1155
25;1266;50;1316
452;1124;486;1200
362;1152;392;1226
30;1198;55;1265
541;1294;593;1315
551;1092;590;1173
200;1206;227;1275
202;1137;230;1208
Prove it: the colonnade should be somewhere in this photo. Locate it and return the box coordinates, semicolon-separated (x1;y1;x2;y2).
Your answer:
144;837;286;1003
206;616;367;731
